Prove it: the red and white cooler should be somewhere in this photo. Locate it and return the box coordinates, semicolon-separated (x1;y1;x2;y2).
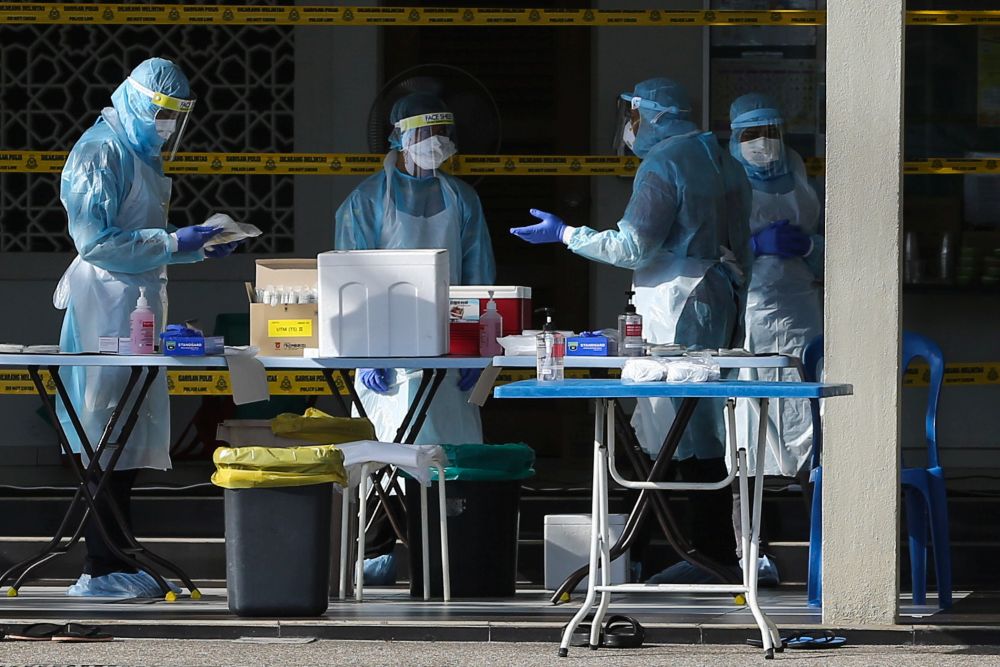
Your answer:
448;286;532;355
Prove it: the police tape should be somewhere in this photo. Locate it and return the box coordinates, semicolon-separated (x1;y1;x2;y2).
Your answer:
0;364;997;396
0;5;825;27
3;152;997;178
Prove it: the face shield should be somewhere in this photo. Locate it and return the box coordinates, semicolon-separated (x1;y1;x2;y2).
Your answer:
730;109;786;179
395;112;457;178
127;76;195;161
613;93;691;157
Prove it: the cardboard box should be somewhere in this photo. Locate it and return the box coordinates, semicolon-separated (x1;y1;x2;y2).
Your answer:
249;259;319;357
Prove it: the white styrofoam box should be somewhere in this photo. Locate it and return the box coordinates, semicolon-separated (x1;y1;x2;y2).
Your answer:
215;420;314;448
544;514;629;592
317;249;450;357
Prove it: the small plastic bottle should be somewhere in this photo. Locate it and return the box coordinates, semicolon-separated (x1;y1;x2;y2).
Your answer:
618;290;644;357
130;287;156;355
535;307;565;382
479;290;504;356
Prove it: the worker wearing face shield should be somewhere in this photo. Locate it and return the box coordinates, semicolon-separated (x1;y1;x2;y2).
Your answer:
511;78;754;583
728;94;823;586
54;58;243;598
335;93;496;447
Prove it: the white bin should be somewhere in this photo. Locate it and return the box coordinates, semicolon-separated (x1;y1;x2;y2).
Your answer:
317;249;450;358
544;514;629;592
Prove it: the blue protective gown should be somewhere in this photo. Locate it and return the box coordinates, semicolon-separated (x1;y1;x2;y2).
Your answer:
729;93;824;477
334;153;496;445
568;79;753;459
53;59;203;471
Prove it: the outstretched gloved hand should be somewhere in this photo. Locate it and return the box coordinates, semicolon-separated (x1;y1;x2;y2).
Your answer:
457;368;481;392
359;368;391;394
175;225;223;252
751;220;812;258
509;209;568;245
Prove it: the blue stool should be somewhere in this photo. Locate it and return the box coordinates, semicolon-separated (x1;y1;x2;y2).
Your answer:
804;332;952;609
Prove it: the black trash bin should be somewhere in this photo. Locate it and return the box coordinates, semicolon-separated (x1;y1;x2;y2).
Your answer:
212;444;348;617
405;443;534;598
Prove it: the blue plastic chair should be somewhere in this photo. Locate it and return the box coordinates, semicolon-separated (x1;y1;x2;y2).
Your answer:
804;332;952;609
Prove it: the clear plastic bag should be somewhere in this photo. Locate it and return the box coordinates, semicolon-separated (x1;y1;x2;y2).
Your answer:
202;213;263;247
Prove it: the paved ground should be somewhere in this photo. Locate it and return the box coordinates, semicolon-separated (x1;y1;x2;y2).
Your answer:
0;640;999;666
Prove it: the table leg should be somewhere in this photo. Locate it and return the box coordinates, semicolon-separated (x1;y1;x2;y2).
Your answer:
588;400;616;648
321;368;352;417
743;398;779;658
558;399;608;658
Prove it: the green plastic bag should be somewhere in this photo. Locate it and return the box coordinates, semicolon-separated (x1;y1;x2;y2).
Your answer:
432;443;535;481
212;444;348;489
270;408;375;444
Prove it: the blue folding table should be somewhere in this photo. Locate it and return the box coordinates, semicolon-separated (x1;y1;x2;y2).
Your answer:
494;378;853;659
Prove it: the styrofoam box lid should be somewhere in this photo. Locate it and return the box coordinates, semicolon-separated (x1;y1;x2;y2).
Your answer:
450;285;532;299
255;259;317;286
317;249;448;267
545;514;627;526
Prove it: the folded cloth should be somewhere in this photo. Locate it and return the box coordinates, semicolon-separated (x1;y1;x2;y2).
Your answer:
338;441;449;487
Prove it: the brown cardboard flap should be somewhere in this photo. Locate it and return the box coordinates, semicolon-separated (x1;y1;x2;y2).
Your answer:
255;259;317;288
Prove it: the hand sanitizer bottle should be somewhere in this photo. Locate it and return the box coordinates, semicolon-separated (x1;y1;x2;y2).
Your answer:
130;287;156;355
535;308;565;382
479;290;504;356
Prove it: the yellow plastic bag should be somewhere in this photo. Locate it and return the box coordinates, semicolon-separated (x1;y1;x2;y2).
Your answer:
211;444;348;489
270;408;375;444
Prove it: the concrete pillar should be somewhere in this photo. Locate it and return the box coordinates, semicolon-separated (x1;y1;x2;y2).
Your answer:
822;1;904;624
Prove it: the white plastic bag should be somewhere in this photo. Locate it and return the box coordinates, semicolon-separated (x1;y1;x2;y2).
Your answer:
622;356;721;383
203;213;263;247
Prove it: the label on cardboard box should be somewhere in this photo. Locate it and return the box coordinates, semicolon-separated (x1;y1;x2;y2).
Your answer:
268;319;313;337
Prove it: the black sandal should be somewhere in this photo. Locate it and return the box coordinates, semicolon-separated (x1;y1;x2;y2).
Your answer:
564;621;603;648
603;615;645;648
52;623;113;643
6;623;64;641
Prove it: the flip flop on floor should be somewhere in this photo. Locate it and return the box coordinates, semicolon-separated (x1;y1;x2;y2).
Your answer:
6;623;65;641
787;630;847;649
564;621;603;647
52;623;113;643
603;615;645;648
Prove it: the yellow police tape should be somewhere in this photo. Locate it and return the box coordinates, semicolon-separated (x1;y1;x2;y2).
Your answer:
1;364;997;396
0;5;824;27
3;152;997;178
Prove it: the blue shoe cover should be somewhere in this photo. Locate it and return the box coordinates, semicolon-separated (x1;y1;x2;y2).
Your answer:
646;561;742;585
67;571;180;599
363;553;397;586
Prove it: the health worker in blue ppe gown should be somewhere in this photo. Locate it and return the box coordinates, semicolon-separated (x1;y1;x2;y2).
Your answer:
727;94;823;588
53;58;242;598
727;93;822;480
335;93;496;447
510;78;753;579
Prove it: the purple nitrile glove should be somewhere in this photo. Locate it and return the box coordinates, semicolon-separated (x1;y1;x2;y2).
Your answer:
509;209;568;245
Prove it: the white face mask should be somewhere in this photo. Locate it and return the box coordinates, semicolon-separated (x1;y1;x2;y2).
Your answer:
740;137;781;168
622;120;637;151
406;135;457;171
155;118;177;140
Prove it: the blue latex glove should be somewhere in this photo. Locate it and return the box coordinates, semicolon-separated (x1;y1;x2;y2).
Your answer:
751;220;812;258
509;209;568;244
205;241;240;258
359;368;391;394
175;225;222;252
457;368;481;392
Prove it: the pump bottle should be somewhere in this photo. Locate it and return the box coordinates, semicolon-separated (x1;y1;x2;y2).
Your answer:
618;290;644;357
130;287;156;355
535;307;565;382
479;290;504;356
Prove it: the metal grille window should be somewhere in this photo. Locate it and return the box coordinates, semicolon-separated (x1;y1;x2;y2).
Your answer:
0;3;294;254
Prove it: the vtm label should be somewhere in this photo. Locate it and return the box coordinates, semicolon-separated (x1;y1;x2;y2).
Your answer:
268;319;313;337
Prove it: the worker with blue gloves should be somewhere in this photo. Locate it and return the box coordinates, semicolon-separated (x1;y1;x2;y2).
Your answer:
335;93;494;443
511;78;753;583
53;58;243;598
728;93;823;586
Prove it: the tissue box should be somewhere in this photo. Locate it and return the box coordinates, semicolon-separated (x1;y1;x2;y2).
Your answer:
161;335;224;356
566;335;611;356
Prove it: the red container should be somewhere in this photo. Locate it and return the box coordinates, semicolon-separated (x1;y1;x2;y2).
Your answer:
449;286;532;355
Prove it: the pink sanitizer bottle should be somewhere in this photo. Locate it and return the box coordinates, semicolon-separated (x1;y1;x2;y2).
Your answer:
130;287;156;355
